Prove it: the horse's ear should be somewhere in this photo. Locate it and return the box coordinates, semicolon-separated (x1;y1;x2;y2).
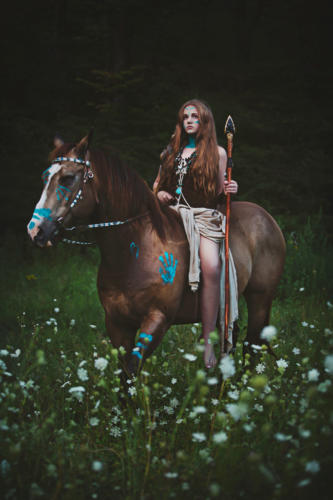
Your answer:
54;135;64;148
75;130;94;157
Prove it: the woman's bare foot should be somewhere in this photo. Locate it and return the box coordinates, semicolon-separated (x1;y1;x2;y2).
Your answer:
204;343;217;369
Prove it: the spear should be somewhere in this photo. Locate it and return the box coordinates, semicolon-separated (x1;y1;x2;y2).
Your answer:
223;115;236;342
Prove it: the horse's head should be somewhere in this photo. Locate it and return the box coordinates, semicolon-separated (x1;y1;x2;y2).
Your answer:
27;133;96;247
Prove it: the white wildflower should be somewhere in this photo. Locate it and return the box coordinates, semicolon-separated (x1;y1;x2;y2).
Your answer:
260;325;277;341
317;380;331;393
128;386;137;396
299;429;311;438
299;287;305;292
171;378;177;385
68;386;85;402
0;360;7;370
69;386;85;393
170;397;179;408
207;377;218;385
0;350;9;357
255;363;265;374
274;432;292;441
307;369;320;382
292;348;300;355
243;423;255;433
226;402;248;421
301;321;308;327
192;432;206;442
89;417;99;426
212;431;228;444
228;390;239;400
54;307;60;313
219;356;236;380
251;344;262;351
305;460;320;474
276;358;288;369
211;398;219;406
77;367;89;381
70;319;76;326
110;426;121;437
327;301;333;309
254;404;263;412
183;353;197;361
1;459;11;475
92;460;103;472
192;406;207;415
89;324;97;329
324;355;333;375
165;472;178;478
11;349;21;358
164;406;174;415
298;479;311;487
94;357;108;371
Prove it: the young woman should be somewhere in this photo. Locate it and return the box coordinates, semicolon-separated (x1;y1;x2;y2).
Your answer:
153;99;238;368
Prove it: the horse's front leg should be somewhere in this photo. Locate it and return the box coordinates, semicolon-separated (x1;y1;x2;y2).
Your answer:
104;317;137;375
128;309;169;375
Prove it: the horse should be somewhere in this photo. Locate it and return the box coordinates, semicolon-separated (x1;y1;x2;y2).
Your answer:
27;134;286;374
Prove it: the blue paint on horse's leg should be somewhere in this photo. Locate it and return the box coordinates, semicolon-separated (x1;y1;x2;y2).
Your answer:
131;332;153;360
28;221;35;230
139;333;153;342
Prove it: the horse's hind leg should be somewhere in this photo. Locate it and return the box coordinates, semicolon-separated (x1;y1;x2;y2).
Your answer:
243;290;273;356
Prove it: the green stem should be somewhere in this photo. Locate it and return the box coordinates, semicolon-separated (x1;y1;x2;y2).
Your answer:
209;380;226;442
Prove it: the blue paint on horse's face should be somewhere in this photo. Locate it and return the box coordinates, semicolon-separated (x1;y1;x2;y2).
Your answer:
31;208;52;222
56;184;71;202
130;241;139;259
159;251;178;284
42;166;52;185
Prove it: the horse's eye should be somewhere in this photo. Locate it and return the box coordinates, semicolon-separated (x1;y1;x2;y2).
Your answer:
60;175;75;187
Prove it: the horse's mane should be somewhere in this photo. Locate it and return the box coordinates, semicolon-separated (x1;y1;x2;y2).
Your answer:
49;143;172;241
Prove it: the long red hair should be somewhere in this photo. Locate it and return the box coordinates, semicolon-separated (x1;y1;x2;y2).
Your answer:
157;99;219;197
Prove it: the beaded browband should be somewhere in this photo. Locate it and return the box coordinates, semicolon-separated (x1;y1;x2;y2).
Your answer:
52;156;91;167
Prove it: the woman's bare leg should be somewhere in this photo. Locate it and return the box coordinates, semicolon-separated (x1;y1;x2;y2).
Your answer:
199;236;221;368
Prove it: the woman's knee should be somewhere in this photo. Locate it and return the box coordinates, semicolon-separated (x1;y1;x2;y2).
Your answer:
201;258;221;282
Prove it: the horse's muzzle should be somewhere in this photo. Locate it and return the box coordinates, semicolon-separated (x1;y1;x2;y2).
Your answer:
33;220;61;247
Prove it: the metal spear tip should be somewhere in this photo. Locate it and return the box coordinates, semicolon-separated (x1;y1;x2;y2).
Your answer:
224;115;236;135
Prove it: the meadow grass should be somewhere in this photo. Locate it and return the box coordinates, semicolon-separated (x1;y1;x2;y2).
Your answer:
0;218;332;499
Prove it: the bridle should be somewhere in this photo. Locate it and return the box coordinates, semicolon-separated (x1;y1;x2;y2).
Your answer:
50;156;149;245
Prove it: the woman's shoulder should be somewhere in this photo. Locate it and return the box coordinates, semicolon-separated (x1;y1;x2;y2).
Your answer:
217;145;227;159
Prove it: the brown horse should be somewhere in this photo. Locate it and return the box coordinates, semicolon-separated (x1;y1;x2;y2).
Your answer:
27;134;286;374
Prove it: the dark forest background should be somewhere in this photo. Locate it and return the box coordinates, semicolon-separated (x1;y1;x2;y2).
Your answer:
1;0;332;235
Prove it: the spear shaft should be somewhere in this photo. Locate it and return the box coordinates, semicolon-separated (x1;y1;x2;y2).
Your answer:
224;116;235;341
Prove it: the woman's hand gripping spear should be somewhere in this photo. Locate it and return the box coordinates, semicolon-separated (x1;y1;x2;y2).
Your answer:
224;115;236;343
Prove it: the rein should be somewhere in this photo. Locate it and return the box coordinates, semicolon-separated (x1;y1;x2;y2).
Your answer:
51;156;149;245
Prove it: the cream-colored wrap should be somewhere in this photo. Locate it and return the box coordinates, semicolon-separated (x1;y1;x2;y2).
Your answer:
171;204;238;346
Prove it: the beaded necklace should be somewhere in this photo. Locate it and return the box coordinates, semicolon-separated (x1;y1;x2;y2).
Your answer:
174;149;197;199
